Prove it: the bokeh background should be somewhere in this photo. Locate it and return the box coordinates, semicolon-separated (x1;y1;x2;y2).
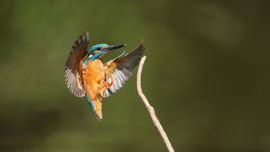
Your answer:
0;0;270;152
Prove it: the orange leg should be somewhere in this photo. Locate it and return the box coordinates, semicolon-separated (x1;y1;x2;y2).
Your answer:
97;76;115;96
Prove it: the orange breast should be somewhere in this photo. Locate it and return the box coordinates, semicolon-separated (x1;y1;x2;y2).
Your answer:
81;59;106;119
84;60;105;85
83;59;107;97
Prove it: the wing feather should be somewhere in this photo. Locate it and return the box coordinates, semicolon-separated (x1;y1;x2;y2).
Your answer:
103;42;144;97
64;32;89;97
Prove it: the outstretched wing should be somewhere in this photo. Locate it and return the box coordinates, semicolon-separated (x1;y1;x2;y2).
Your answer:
64;31;89;97
103;42;145;97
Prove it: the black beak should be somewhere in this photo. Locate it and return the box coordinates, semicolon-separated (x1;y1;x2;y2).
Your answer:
108;44;126;51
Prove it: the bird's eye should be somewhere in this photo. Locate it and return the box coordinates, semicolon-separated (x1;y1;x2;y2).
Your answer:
97;47;101;50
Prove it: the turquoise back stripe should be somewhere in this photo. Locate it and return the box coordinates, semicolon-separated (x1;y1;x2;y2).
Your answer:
87;96;95;112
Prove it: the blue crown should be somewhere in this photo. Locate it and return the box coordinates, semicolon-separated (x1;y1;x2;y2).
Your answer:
89;44;109;52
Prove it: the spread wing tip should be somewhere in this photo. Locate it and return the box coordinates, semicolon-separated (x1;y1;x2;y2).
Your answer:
71;31;89;51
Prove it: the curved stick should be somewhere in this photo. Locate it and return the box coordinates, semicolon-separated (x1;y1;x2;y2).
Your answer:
136;56;175;152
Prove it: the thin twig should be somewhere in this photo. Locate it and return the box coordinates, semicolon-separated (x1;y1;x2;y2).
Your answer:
136;56;175;152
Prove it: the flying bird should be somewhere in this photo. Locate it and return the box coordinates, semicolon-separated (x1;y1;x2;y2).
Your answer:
64;32;144;120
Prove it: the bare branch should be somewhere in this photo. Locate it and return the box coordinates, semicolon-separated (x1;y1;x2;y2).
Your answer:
136;56;175;152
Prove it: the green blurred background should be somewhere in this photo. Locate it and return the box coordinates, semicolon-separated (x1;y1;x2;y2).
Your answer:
0;0;270;151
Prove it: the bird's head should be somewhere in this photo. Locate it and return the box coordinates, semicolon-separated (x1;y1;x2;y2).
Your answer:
88;43;126;59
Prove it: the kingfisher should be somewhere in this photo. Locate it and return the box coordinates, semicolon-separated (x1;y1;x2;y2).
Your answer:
64;31;144;120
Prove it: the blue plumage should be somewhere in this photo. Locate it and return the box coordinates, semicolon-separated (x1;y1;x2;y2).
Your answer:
88;44;109;53
87;96;95;112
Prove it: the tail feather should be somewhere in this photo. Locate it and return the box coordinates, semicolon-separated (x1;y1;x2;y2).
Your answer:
87;95;103;120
